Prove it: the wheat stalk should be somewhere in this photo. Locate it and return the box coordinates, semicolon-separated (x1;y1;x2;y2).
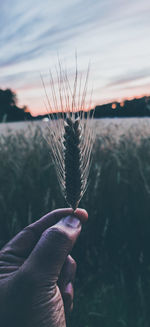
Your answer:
42;60;95;210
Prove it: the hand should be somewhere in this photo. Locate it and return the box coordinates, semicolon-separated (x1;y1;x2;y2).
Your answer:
0;208;88;327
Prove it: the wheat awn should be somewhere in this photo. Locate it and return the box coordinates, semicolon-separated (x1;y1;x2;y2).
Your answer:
42;61;95;210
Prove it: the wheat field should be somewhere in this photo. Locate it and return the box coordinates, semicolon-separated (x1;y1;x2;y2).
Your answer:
1;117;150;327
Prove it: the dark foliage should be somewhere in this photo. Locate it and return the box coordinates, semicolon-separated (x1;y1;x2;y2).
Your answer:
0;88;33;122
95;96;150;118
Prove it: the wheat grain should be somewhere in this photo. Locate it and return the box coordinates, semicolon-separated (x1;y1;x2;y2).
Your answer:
42;60;95;210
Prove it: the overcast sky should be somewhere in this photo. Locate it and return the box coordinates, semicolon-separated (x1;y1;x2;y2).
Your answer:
0;0;150;115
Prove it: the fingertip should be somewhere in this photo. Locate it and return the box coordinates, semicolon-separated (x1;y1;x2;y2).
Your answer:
74;208;88;223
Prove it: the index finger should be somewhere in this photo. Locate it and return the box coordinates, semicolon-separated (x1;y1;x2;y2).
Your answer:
1;208;88;257
29;207;88;236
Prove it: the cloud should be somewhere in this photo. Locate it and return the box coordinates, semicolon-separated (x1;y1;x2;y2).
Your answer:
106;69;150;88
0;0;150;114
0;0;103;67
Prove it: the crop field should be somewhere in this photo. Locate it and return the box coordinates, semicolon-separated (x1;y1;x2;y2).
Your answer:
1;118;150;326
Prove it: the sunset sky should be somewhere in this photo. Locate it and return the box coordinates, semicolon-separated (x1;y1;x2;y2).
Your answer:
0;0;150;116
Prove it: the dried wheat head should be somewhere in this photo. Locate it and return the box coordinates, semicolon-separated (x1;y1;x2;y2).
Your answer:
42;60;95;210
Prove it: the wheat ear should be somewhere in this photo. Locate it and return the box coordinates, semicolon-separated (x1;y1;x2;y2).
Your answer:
42;61;95;210
64;116;82;210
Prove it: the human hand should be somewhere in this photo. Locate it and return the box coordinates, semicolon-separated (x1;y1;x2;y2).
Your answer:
0;208;88;327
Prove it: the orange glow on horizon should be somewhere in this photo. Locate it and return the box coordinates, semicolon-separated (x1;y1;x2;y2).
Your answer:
120;102;124;107
16;83;150;117
112;103;117;109
29;92;150;116
95;91;150;108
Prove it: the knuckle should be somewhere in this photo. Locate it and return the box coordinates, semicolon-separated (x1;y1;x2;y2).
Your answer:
23;226;36;239
19;226;38;246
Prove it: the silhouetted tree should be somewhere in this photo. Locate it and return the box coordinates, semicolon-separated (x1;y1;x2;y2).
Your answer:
0;88;33;122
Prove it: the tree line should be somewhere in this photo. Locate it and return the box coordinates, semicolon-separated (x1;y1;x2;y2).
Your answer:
0;88;150;122
94;96;150;118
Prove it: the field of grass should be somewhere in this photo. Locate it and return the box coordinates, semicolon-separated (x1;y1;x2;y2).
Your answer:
1;118;150;326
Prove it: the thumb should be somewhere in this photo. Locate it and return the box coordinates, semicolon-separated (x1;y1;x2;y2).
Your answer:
23;214;81;284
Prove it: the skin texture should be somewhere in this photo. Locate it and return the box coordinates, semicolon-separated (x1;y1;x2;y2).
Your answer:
0;208;88;327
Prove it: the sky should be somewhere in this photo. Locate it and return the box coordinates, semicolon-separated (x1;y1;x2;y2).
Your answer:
0;0;150;116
